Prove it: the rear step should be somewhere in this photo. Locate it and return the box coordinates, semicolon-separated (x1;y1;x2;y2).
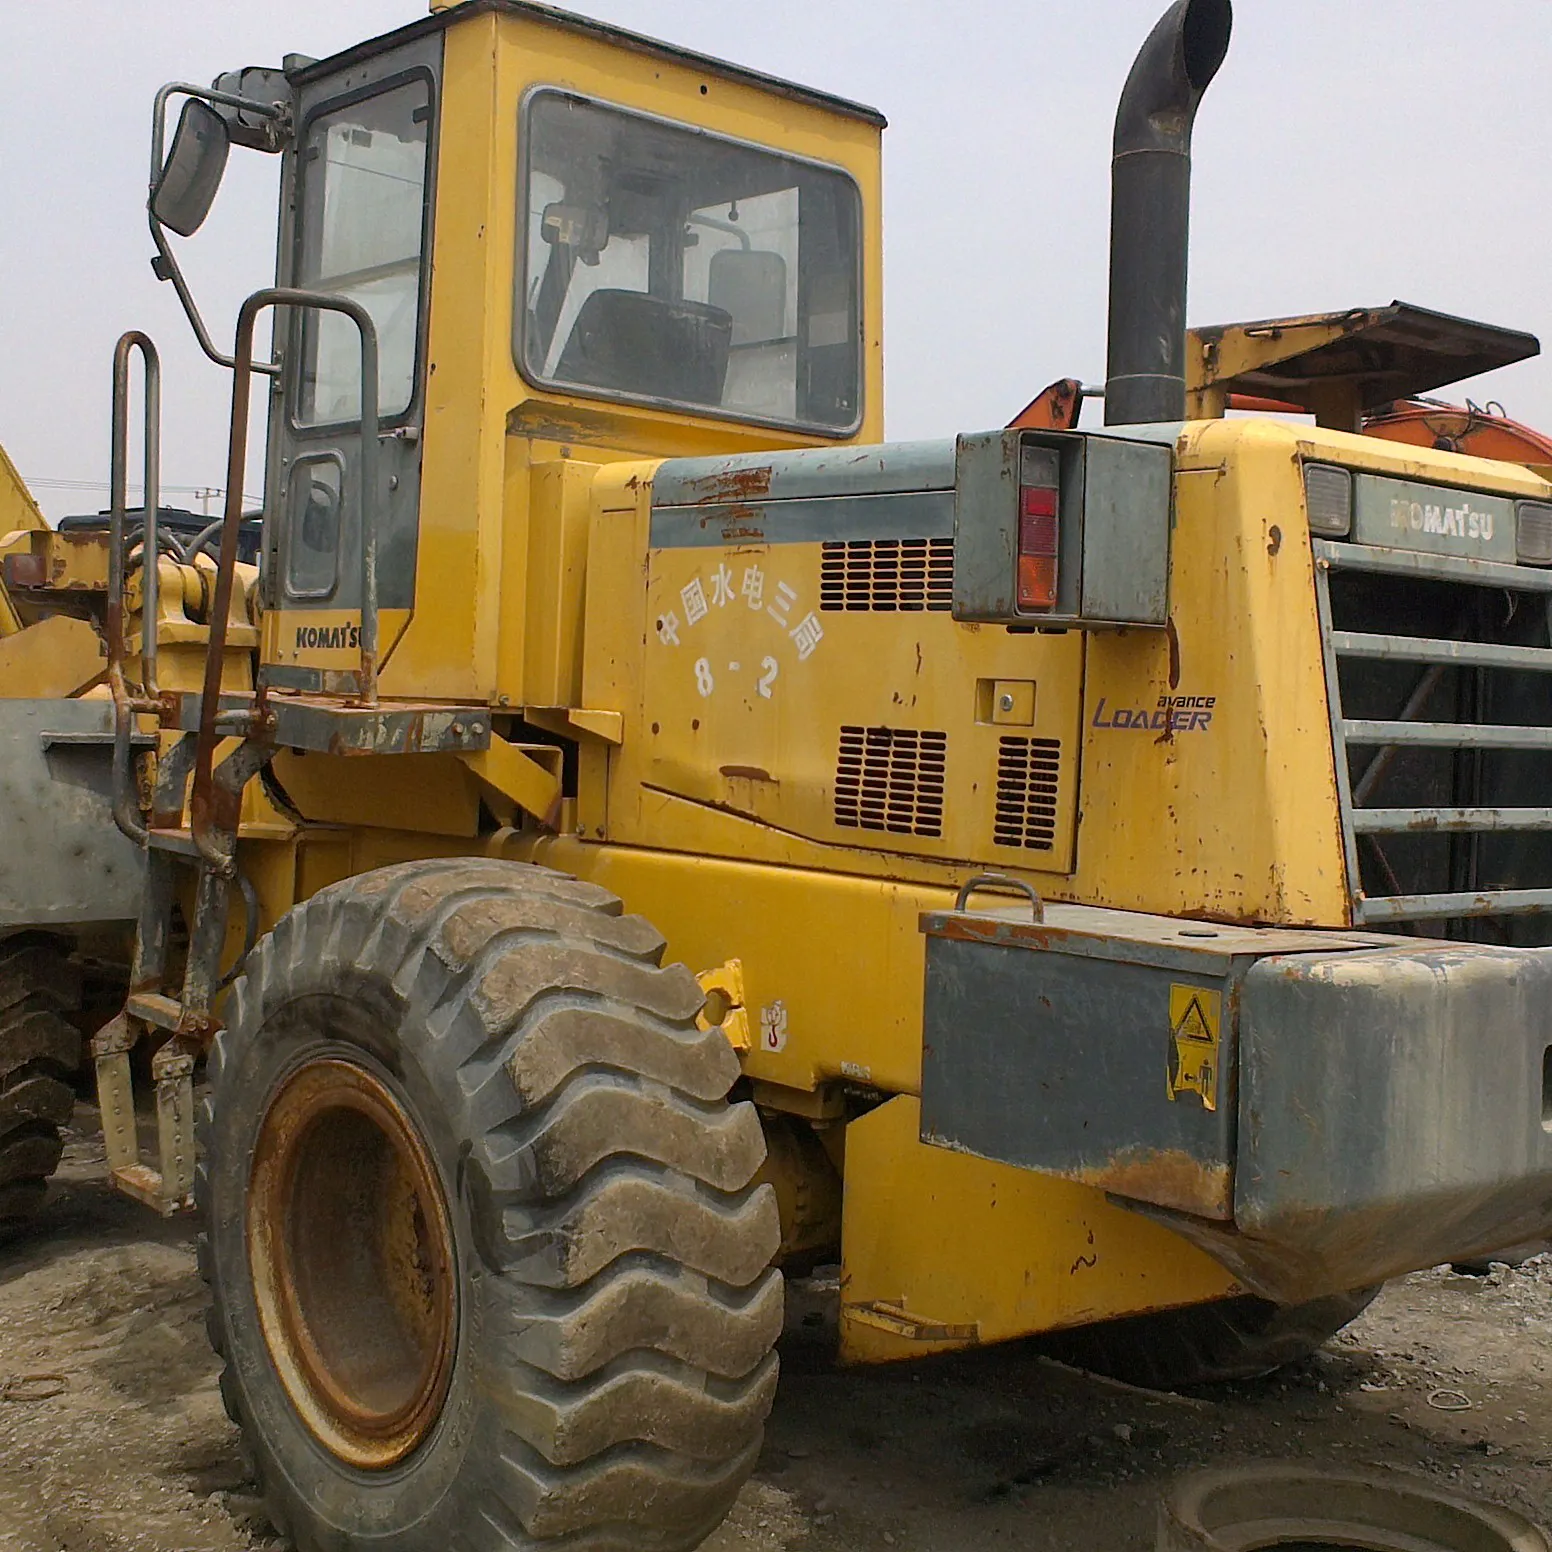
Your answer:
92;1008;198;1216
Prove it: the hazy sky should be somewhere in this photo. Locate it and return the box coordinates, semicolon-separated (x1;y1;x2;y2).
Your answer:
2;1;1550;520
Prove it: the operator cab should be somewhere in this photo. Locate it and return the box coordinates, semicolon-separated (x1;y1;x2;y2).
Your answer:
143;0;884;701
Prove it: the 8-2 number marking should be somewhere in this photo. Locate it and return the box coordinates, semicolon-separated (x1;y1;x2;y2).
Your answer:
692;655;781;700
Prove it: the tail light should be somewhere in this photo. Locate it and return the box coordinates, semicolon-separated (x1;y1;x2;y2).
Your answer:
1516;501;1552;565
1303;463;1353;538
1018;446;1061;611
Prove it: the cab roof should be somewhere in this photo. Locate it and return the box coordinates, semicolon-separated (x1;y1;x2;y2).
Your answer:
288;0;888;129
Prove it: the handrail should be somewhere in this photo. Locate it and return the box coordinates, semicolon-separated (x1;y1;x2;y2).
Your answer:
189;287;380;871
107;331;162;844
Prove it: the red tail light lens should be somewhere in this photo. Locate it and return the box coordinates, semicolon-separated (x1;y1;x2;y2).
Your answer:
1017;447;1060;610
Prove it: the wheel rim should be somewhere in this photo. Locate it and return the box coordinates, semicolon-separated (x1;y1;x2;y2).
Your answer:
246;1057;456;1470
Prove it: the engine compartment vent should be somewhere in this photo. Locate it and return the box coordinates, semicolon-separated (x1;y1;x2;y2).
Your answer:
993;736;1061;850
820;539;954;612
835;725;948;837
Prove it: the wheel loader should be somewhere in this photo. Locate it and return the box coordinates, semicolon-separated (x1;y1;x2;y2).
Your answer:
3;0;1552;1546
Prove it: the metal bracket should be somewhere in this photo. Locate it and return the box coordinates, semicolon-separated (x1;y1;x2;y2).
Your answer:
843;1301;979;1345
696;959;751;1053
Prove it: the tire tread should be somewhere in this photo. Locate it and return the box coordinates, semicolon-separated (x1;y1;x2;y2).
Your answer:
199;856;779;1552
0;937;80;1232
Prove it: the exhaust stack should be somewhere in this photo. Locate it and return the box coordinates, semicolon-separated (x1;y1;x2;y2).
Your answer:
1104;0;1232;426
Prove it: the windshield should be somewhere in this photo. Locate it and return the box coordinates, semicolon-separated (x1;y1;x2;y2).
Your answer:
518;92;862;433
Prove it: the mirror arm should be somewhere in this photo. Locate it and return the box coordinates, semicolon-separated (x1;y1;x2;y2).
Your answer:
148;215;281;378
148;81;286;377
150;81;285;188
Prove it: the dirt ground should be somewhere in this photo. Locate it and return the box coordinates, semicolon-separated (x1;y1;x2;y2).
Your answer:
0;1115;1548;1552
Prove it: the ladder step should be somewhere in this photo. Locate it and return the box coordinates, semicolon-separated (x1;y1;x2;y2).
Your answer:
127;991;184;1031
110;1163;190;1217
146;827;201;856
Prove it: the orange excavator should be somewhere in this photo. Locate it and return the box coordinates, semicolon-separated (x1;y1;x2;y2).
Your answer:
1012;300;1552;481
1362;396;1552;475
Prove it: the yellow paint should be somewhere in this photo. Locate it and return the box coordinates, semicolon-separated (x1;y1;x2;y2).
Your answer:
0;614;106;698
0;442;45;535
520;836;952;1095
271;751;483;838
0;443;46;637
838;1097;1238;1362
989;679;1036;726
1168;984;1222;1112
520;459;597;708
457;735;563;826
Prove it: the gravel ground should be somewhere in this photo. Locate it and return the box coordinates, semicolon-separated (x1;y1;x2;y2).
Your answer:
0;1116;1547;1552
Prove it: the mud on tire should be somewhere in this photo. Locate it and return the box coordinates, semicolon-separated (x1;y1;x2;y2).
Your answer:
1039;1287;1379;1389
198;857;783;1552
0;936;82;1234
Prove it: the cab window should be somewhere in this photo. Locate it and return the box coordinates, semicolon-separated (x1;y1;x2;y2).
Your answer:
296;78;432;426
518;91;862;434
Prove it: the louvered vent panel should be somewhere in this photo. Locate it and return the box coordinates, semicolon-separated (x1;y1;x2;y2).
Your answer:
834;725;948;838
820;539;954;612
993;736;1062;850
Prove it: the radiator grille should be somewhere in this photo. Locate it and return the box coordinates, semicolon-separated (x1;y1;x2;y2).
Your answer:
820;539;954;612
993;736;1061;850
834;725;948;837
1318;536;1552;943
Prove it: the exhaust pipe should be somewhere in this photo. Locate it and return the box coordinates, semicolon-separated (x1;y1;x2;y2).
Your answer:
1104;0;1233;426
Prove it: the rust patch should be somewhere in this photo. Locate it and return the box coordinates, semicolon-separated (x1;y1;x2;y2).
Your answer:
928;915;1065;952
4;553;48;589
683;465;774;506
720;764;776;782
505;402;623;445
689;500;768;543
1072;1146;1233;1220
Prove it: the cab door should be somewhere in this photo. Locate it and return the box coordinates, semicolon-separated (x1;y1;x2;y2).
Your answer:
261;34;440;690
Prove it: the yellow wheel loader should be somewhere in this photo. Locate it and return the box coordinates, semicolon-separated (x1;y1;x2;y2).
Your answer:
3;0;1552;1546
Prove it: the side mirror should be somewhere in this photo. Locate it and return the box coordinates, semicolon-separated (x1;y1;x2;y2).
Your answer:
151;99;230;237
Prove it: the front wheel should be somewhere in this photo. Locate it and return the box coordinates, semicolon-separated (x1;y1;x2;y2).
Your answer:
0;936;82;1235
199;858;782;1552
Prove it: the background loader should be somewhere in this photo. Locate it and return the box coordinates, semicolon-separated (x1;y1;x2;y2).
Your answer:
2;0;1552;1548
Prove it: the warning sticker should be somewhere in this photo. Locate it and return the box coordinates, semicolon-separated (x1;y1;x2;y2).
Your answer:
1167;983;1222;1112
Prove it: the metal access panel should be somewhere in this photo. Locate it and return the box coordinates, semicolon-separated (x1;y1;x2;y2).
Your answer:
1233;944;1552;1289
952;427;1174;629
0;699;146;929
919;902;1382;1221
921;899;1552;1301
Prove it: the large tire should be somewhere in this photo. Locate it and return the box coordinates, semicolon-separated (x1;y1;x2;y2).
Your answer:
1039;1288;1379;1389
0;936;82;1234
199;857;782;1552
